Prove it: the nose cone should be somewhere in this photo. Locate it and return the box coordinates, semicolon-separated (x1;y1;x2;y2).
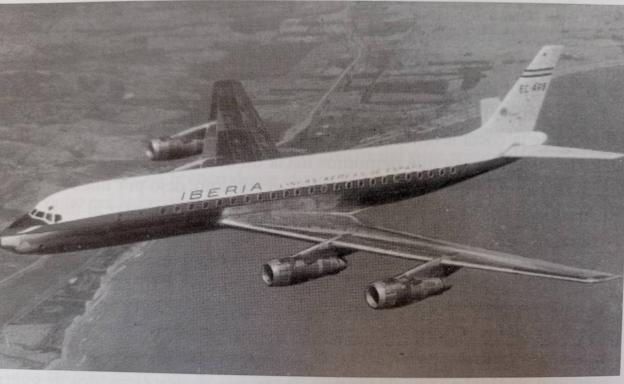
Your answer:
0;233;20;252
0;225;19;252
0;213;43;253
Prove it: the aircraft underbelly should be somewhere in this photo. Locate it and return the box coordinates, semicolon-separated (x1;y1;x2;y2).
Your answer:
336;157;514;210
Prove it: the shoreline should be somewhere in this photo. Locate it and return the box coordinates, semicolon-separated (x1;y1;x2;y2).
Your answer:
45;241;152;370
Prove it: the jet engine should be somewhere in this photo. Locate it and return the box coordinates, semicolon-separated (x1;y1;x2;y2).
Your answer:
146;137;204;160
365;277;451;309
262;243;352;286
146;122;215;161
365;258;459;309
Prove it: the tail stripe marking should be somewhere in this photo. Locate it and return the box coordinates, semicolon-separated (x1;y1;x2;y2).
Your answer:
523;67;554;72
520;73;552;78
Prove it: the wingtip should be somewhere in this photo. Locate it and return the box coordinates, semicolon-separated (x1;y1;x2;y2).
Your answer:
584;273;621;283
597;152;624;160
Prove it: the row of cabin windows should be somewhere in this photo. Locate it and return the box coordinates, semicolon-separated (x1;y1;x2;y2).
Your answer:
116;166;466;221
39;165;468;225
132;165;465;219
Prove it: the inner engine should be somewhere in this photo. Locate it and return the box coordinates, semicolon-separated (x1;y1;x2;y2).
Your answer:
262;244;352;286
146;122;215;161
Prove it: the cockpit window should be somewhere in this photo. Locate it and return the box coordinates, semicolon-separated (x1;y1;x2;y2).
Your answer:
28;209;62;225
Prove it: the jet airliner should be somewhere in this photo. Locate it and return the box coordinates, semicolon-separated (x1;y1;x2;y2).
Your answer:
1;46;621;309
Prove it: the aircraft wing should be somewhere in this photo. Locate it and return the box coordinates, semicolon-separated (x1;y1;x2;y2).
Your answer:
208;80;280;165
167;80;281;171
220;211;618;283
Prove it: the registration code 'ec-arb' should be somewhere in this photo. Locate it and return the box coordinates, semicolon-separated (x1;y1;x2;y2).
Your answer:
519;82;547;94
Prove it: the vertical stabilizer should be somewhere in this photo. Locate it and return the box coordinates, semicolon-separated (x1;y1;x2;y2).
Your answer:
480;97;501;126
476;45;563;134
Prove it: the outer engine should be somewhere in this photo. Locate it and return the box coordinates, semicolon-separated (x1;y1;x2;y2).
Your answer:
365;258;459;309
146;122;215;161
262;244;351;286
365;277;451;309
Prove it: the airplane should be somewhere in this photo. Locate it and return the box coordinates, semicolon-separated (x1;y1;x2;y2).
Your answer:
1;45;622;310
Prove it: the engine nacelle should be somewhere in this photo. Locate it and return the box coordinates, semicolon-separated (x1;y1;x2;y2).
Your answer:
365;277;451;309
262;253;348;286
146;137;204;160
146;122;215;161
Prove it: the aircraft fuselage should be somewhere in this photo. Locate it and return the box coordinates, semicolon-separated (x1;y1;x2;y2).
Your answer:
0;134;516;254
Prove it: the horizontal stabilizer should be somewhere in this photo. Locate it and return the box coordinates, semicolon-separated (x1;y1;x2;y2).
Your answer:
504;145;623;159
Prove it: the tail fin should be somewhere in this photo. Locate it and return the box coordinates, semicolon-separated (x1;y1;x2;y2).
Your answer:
476;45;564;134
480;97;501;126
208;80;279;164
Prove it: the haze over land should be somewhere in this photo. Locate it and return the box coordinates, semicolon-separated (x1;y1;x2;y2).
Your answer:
0;1;621;376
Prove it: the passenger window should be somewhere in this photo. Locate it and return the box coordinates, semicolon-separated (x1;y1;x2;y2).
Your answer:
405;173;412;181
333;183;341;191
357;180;365;188
174;206;182;213
294;189;301;196
439;168;446;176
320;185;328;193
428;170;436;178
345;181;353;189
216;199;223;207
381;176;388;185
369;178;376;186
244;195;251;203
270;192;277;200
203;201;210;209
257;193;263;201
450;167;457;175
417;171;425;180
230;197;237;205
308;186;315;195
283;190;290;198
160;207;168;215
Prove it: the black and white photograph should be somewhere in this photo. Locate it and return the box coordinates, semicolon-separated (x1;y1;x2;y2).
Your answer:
0;1;622;382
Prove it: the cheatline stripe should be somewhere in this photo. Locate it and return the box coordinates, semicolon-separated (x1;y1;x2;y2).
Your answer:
520;73;552;78
523;66;555;72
